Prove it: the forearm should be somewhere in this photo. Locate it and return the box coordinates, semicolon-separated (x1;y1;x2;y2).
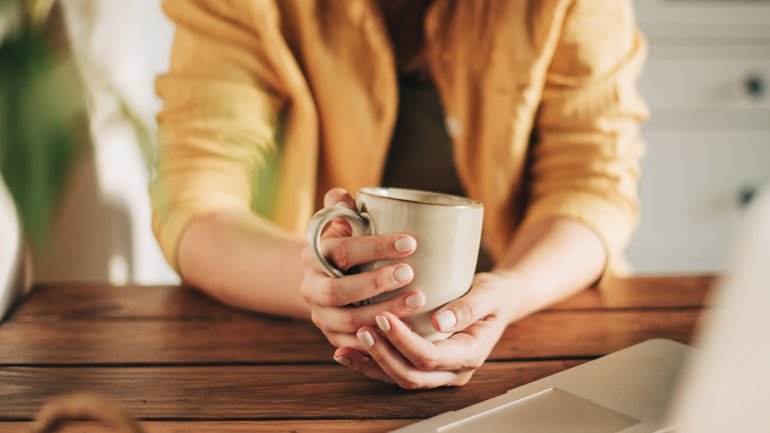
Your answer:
493;217;607;323
177;209;310;319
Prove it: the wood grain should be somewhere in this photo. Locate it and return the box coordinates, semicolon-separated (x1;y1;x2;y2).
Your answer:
553;275;714;310
0;310;701;364
0;420;416;433
10;276;713;323
0;362;582;421
10;286;239;322
0;276;712;430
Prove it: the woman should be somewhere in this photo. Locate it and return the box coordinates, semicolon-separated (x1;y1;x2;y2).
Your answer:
152;0;648;389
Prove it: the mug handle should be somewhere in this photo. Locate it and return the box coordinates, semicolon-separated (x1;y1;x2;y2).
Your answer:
306;207;372;278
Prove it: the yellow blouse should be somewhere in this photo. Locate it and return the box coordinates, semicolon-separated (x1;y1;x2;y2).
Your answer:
152;0;649;273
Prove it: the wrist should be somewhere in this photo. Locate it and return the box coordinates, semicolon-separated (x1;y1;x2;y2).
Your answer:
483;270;529;325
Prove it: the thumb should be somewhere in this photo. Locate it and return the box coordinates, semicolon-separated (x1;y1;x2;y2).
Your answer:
432;283;498;333
323;187;355;209
320;188;357;239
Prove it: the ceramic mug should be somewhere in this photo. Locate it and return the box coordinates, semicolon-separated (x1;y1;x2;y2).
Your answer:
306;187;483;341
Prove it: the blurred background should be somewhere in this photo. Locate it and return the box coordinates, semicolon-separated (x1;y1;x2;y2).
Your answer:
1;0;769;317
628;1;770;273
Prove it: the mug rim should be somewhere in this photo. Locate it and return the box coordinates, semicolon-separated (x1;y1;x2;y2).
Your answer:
359;187;483;208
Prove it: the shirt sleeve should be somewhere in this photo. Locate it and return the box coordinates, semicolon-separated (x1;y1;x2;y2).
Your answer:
520;0;649;274
151;0;286;272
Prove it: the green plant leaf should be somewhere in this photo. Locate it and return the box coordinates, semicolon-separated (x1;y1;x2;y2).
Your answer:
0;27;86;246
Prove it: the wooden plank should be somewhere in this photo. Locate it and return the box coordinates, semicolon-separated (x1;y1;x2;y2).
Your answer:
554;274;715;310
0;420;416;433
495;309;701;359
0;361;582;420
10;276;713;323
10;286;239;323
0;316;329;365
0;310;701;364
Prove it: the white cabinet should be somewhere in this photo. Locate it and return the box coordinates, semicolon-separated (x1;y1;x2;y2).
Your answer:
641;45;770;111
627;1;770;273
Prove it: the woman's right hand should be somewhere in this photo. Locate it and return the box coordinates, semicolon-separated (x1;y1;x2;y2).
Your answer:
300;188;425;351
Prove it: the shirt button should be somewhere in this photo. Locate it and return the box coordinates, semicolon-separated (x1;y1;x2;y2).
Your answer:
445;116;462;137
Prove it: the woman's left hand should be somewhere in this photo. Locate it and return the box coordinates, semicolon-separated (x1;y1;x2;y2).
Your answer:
333;272;516;389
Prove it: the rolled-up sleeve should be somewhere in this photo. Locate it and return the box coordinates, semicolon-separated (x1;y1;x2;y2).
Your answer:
151;0;286;271
521;0;649;272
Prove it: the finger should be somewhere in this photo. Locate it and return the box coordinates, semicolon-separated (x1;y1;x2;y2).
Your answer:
355;326;458;390
323;331;368;352
432;284;499;334
375;312;487;371
319;189;357;239
323;188;355;209
333;347;395;385
312;288;425;333
322;216;354;239
321;234;417;271
309;263;416;308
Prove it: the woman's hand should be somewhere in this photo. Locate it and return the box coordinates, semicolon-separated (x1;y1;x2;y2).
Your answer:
300;188;427;351
332;272;516;388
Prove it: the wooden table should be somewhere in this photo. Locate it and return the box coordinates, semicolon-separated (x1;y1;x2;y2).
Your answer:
0;276;713;433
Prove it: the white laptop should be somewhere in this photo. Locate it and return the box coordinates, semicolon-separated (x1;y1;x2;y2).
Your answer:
391;186;770;433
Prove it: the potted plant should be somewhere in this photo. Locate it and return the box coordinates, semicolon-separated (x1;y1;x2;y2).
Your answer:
0;0;86;319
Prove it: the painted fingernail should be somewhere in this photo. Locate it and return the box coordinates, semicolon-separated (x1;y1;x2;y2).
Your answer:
394;236;417;252
334;355;351;367
405;292;426;308
393;265;414;282
375;315;391;333
357;330;375;348
436;310;457;332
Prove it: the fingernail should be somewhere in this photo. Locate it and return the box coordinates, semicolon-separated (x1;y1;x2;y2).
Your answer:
393;265;414;282
375;315;391;333
394;236;417;252
405;292;425;308
357;330;375;348
334;355;351;367
436;310;457;332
